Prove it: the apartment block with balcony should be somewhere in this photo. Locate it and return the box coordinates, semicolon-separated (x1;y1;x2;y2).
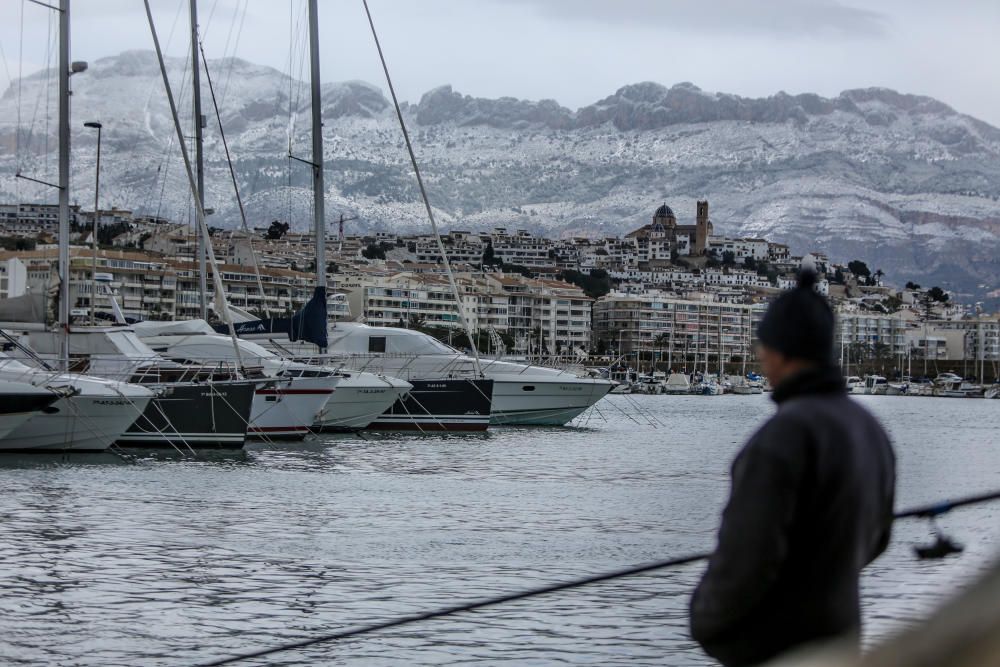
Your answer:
593;292;766;367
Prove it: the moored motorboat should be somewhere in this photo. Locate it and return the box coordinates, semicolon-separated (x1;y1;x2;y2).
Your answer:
662;372;691;395
844;376;865;394
19;326;256;449
0;381;63;440
0;354;154;452
134;320;341;440
865;375;889;395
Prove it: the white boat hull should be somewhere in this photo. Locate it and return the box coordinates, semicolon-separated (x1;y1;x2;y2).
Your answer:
249;377;335;440
489;377;614;426
3;392;150;452
313;372;411;431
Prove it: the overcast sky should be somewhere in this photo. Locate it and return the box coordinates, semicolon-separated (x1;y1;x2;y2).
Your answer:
2;0;999;125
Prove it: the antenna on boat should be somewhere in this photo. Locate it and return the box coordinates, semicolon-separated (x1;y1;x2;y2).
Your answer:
361;0;483;374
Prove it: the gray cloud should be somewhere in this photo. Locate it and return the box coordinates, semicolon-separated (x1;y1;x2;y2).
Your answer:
497;0;889;37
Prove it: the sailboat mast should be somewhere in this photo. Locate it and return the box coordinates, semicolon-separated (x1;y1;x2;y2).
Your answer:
308;0;326;293
190;0;208;319
57;0;71;369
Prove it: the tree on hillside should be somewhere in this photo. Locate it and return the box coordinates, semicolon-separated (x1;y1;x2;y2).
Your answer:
264;220;290;240
721;250;736;266
481;241;501;267
559;268;611;299
362;243;386;260
927;286;949;303
848;260;871;284
905;281;921;290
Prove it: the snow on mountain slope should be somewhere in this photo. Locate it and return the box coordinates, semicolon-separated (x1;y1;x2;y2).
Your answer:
1;52;998;300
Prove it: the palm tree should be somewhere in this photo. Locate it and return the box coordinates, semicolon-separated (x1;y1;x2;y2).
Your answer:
654;332;670;371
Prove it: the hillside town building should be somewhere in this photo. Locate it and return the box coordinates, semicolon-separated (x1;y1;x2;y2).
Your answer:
1;198;995;373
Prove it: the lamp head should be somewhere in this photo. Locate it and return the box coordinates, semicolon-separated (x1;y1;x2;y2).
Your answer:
84;121;102;129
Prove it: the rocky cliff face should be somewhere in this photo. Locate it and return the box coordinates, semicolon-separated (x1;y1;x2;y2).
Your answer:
1;51;998;303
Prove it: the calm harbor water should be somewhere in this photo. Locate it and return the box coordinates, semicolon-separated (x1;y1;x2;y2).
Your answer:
1;395;999;666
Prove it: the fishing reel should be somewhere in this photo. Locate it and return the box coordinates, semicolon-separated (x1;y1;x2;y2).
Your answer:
914;517;964;560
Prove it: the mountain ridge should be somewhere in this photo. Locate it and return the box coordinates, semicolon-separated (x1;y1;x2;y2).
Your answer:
1;51;998;303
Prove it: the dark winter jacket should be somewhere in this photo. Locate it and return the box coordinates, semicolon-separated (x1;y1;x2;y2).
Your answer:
690;365;896;667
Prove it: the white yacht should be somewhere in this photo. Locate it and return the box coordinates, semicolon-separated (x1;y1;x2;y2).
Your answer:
20;326;256;449
932;372;983;398
0;381;63;440
133;320;408;436
844;376;866;394
865;375;889;395
257;323;613;427
662;372;692;395
731;375;764;395
0;353;154;452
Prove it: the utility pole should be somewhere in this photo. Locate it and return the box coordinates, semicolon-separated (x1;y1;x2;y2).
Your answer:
190;0;207;319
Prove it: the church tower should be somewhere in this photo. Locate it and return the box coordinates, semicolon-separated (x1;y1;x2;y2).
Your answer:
695;200;712;255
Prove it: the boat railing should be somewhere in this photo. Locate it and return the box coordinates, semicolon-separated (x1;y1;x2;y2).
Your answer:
268;351;483;381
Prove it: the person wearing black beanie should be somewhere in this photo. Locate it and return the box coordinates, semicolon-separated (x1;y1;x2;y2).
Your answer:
690;268;896;667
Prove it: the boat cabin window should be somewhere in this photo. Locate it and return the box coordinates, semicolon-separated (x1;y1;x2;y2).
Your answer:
522;385;536;392
368;336;387;353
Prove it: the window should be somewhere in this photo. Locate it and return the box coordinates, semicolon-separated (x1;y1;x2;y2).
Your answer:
368;336;387;353
522;385;536;392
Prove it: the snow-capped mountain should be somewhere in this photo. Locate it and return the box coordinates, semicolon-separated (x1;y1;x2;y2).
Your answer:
1;51;998;301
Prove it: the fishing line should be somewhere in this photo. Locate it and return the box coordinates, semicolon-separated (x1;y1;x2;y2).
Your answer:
190;488;1000;667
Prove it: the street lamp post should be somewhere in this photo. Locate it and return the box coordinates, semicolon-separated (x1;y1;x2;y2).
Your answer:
84;121;102;325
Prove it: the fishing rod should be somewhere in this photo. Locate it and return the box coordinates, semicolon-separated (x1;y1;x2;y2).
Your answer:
192;487;1000;667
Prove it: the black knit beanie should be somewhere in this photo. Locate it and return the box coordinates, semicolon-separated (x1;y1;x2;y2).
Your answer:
756;270;834;364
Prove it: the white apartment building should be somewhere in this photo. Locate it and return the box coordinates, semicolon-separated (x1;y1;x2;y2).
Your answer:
707;236;769;261
834;311;912;357
593;291;766;366
0;257;27;299
490;228;552;267
0;203;82;236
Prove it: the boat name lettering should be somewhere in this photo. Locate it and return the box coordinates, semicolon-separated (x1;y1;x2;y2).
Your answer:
94;399;131;406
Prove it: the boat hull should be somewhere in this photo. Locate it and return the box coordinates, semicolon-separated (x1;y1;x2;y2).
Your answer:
2;393;151;452
0;385;61;440
115;382;255;449
365;378;493;432
489;377;614;426
248;377;335;440
313;373;411;432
